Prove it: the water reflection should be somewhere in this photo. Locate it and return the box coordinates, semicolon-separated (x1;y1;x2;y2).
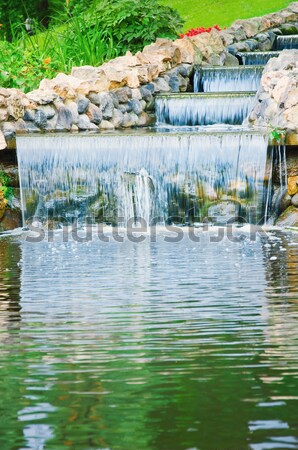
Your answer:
0;229;297;450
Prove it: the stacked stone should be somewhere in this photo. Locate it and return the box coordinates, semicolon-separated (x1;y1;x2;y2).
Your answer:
248;50;298;136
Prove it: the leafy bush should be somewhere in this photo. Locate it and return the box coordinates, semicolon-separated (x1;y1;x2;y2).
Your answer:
0;0;183;92
0;38;60;92
89;0;184;54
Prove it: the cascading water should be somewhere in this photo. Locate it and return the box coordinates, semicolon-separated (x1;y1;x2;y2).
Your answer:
236;51;281;65
264;145;288;224
276;35;298;50
155;93;256;126
194;66;264;92
17;132;269;226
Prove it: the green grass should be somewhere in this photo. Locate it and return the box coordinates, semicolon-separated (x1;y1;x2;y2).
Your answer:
162;0;293;31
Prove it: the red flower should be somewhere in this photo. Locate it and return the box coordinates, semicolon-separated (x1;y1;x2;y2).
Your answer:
179;24;222;39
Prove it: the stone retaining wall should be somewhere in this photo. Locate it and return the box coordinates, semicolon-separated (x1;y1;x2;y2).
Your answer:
0;2;298;149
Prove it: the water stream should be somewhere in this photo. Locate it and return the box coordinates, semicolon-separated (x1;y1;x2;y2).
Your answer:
17;132;269;226
155;93;256;126
194;66;264;92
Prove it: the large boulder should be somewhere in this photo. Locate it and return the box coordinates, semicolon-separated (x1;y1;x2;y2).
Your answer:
248;50;298;132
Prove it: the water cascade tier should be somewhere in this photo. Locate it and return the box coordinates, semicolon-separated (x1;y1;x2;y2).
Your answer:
276;34;298;49
17;132;268;226
155;93;256;126
194;66;264;92
236;51;281;65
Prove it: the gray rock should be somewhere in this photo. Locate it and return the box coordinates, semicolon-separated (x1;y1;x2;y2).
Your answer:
136;112;150;127
291;193;298;207
86;103;103;124
225;53;240;66
131;88;142;100
117;104;128;113
111;109;124;127
140;87;153;102
78;114;91;130
180;64;194;77
152;77;171;93
255;32;270;43
114;87;132;103
24;122;40;132
15;119;27;132
65;101;79;124
258;39;272;52
34;110;47;129
122;112;138;128
127;99;142;115
168;75;180;92
178;74;188;92
99;120;115;130
45;117;57;131
38;105;56;119
56;106;73;130
89;122;98;131
77;95;90;114
88;93;101;106
143;83;155;94
23;109;35;121
98;93;114;120
245;39;258;51
1;122;16;140
110;92;120;108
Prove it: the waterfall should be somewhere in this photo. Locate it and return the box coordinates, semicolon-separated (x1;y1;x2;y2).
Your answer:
276;35;298;50
264;145;288;224
194;67;264;92
236;51;281;65
155;93;256;126
17;132;268;226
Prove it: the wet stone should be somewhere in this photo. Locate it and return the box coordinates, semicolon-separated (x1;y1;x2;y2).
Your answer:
77;95;90;114
127;99;142;115
34;110;47;129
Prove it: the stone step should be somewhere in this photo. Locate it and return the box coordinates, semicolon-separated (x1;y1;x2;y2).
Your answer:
155;92;257;126
194;66;264;93
275;34;298;50
236;51;281;65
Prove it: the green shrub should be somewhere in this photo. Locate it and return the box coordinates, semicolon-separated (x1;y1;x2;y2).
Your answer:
89;0;184;54
0;38;60;92
0;0;183;92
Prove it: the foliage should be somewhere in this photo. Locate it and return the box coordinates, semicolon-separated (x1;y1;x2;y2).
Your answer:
0;38;60;92
179;25;223;38
0;171;14;205
0;0;183;92
87;0;184;54
269;127;285;143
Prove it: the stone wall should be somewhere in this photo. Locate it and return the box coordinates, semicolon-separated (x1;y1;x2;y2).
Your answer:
248;50;298;134
0;2;298;150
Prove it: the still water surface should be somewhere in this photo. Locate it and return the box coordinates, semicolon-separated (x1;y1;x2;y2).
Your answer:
0;227;297;450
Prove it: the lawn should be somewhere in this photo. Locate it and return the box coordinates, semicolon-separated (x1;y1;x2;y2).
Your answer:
162;0;293;30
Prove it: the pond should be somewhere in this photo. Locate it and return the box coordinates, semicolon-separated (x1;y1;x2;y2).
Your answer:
0;226;297;450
